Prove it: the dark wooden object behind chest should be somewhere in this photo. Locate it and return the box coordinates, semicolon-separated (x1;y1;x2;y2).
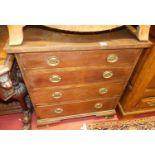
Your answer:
6;26;152;126
119;26;155;115
0;26;22;115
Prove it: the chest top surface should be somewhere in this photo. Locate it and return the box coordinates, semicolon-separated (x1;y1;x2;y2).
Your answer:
6;26;152;53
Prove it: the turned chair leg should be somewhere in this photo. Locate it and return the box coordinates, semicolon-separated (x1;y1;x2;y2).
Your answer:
12;82;32;130
23;95;33;130
23;110;32;130
11;63;33;130
16;95;32;130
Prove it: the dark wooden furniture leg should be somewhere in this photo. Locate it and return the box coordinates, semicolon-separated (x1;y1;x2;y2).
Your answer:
11;63;33;130
0;26;33;129
0;60;33;130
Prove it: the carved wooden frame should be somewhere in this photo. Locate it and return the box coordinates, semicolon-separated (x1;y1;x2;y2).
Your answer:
0;55;14;90
0;55;32;129
7;25;151;46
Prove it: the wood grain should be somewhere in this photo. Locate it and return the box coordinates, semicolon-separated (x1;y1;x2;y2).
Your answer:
30;82;124;105
7;25;151;46
6;26;151;125
119;26;155;115
6;27;152;53
35;97;119;119
0;26;8;65
18;49;141;69
47;25;122;32
24;67;132;88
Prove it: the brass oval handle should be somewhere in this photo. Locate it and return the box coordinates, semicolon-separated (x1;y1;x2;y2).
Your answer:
103;70;113;79
47;56;60;66
94;102;103;109
107;54;118;63
99;87;108;95
49;75;61;83
54;108;63;114
52;92;63;99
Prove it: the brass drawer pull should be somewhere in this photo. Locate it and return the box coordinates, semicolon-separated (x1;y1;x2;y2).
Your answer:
54;108;64;114
107;54;119;63
49;75;61;83
47;56;60;66
52;92;63;99
94;102;103;109
99;87;108;94
103;71;113;79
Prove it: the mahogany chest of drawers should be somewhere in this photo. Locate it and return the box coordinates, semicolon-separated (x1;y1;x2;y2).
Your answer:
6;26;152;126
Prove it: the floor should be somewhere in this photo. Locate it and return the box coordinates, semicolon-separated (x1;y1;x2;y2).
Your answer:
0;112;118;130
1;107;155;130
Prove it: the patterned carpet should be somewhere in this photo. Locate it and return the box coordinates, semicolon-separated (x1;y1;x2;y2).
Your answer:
87;116;155;130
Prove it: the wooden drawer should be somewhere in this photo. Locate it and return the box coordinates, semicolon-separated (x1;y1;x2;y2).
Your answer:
19;49;140;69
25;67;131;88
147;74;155;89
35;98;119;119
143;88;155;97
31;82;124;105
136;97;155;109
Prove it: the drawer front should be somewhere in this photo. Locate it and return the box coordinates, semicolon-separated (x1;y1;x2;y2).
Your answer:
25;67;131;88
35;98;119;119
19;49;140;69
136;97;155;109
31;82;124;105
147;74;155;89
143;88;155;97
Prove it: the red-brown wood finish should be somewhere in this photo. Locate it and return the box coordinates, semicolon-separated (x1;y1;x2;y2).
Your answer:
119;26;155;115
24;67;131;88
36;97;119;119
30;82;124;105
19;49;140;69
6;26;151;125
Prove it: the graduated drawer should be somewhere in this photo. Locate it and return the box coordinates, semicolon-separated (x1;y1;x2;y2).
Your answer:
31;82;124;105
142;88;155;97
19;49;140;69
136;97;155;109
147;74;155;89
25;67;132;88
35;98;119;119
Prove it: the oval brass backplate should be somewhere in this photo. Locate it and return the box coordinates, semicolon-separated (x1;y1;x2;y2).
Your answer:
99;88;108;94
103;70;113;79
54;108;64;114
107;54;118;63
52;92;63;99
49;75;61;83
94;102;103;109
47;56;60;66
